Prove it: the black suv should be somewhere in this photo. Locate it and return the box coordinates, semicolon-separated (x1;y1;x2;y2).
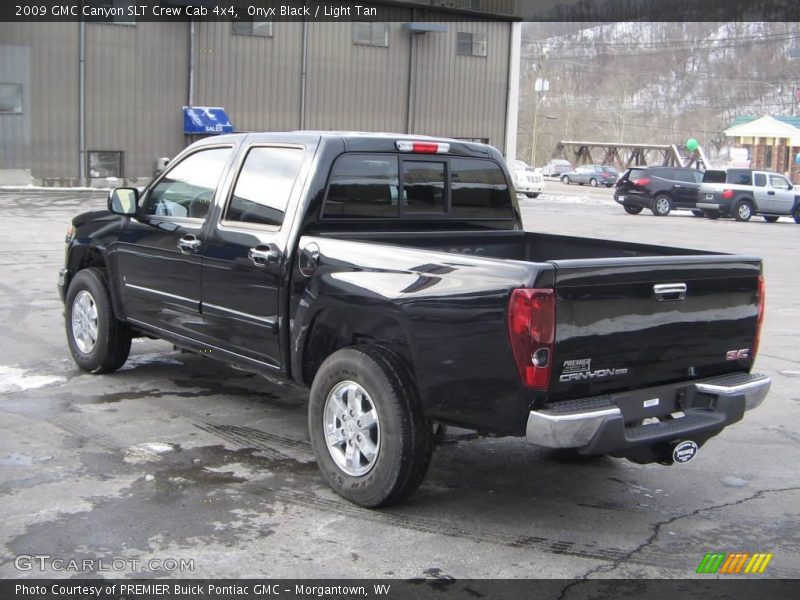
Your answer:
615;166;704;216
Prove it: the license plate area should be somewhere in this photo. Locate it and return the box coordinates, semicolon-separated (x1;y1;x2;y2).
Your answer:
610;384;685;424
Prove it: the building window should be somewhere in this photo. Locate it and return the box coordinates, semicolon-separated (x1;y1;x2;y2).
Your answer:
232;18;273;37
456;32;487;57
764;145;773;169
353;22;389;47
0;83;23;114
88;151;124;179
85;1;136;25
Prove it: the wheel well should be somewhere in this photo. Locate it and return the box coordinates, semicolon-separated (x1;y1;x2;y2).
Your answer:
301;308;413;386
68;245;107;274
653;191;673;200
734;196;754;206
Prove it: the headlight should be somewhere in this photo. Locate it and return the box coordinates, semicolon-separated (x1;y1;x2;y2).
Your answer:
65;224;75;244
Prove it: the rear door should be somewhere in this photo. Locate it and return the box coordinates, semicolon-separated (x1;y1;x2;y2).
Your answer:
199;142;311;370
765;173;795;214
547;256;761;400
673;169;702;208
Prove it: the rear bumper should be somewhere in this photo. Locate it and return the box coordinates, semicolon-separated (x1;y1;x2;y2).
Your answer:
526;372;769;453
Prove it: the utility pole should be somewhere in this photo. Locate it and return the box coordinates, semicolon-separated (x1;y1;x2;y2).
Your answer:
529;47;549;167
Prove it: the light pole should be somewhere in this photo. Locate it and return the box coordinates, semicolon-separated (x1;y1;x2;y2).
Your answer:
529;77;549;167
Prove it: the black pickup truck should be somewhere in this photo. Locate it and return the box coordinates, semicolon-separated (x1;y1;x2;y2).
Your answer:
59;132;770;507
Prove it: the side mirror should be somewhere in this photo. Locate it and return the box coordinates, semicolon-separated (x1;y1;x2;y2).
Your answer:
108;187;139;216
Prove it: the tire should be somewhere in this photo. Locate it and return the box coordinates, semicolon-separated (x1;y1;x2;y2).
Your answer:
692;210;704;218
65;268;131;373
561;176;570;185
525;193;539;198
308;346;433;508
733;200;753;222
794;206;800;224
624;204;643;215
704;210;720;220
589;178;598;187
763;215;779;223
651;194;672;216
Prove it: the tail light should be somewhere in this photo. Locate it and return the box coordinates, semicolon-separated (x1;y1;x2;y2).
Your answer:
508;288;556;390
752;274;765;360
633;177;651;186
721;189;734;200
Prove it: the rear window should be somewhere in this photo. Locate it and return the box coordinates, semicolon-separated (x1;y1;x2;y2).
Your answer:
727;169;752;185
623;168;646;181
702;170;727;184
323;154;513;220
451;158;513;219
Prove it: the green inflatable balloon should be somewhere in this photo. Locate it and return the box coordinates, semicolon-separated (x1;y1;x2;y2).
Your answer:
686;138;699;152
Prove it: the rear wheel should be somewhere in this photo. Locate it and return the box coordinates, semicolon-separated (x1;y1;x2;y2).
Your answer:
764;215;780;223
703;210;721;220
692;210;704;218
561;175;570;184
733;200;753;222
794;206;800;224
309;346;433;507
589;178;598;187
651;194;672;216
65;268;131;373
624;204;643;215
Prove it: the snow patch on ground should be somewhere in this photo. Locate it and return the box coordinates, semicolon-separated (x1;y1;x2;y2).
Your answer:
0;365;65;393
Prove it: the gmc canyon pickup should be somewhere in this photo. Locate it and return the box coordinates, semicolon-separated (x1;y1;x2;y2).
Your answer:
59;132;770;507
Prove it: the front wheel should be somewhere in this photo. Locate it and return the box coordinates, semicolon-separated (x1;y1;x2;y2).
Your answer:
65;268;131;373
525;192;539;198
589;178;598;187
734;200;753;222
624;204;643;215
561;176;570;185
692;210;704;218
794;206;800;224
309;346;433;507
651;194;672;216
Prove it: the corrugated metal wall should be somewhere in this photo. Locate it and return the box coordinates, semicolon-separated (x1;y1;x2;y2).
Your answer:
412;19;510;149
193;21;304;132
1;13;513;181
0;22;79;179
0;43;31;169
85;22;188;180
304;11;412;132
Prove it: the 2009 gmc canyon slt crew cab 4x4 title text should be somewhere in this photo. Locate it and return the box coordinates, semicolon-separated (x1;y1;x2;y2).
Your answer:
58;132;770;507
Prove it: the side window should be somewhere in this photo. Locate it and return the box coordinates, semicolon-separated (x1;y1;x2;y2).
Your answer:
769;175;790;190
402;161;446;214
224;147;304;227
754;173;767;187
142;148;231;219
450;158;512;219
323;155;399;219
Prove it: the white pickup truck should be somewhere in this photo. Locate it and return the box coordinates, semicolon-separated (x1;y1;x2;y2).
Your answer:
698;168;800;223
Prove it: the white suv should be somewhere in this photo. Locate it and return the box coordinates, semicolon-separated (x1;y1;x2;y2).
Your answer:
512;160;544;198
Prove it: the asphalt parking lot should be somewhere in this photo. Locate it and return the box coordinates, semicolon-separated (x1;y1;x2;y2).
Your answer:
1;188;798;581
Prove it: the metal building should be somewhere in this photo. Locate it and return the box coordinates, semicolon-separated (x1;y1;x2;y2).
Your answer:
0;1;521;186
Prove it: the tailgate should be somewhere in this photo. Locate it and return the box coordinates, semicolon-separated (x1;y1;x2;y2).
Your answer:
547;255;762;400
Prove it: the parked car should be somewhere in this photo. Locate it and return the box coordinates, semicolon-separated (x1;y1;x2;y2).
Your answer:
59;132;770;507
512;159;544;198
697;168;800;223
614;166;704;216
542;159;572;177
560;164;619;187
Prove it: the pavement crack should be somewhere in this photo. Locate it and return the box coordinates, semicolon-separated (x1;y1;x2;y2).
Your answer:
556;485;800;599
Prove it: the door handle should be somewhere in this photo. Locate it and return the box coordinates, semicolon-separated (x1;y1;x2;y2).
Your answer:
767;191;775;196
177;234;201;254
248;244;280;267
654;283;687;302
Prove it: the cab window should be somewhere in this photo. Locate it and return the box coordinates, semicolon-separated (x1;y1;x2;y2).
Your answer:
142;147;231;219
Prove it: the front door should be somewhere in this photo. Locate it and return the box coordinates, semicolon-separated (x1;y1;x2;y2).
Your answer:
200;144;307;369
766;173;795;214
116;146;234;339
